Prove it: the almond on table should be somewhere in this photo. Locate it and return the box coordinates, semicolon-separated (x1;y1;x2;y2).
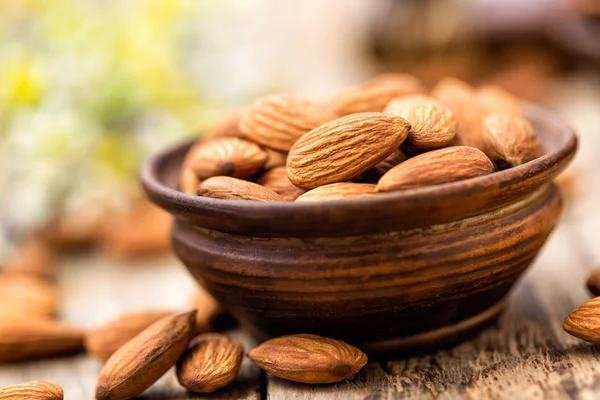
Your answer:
0;381;63;400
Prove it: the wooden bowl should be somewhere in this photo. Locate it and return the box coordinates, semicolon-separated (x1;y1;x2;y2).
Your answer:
141;104;577;356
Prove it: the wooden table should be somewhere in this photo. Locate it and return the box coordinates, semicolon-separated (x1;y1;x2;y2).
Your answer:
1;77;599;399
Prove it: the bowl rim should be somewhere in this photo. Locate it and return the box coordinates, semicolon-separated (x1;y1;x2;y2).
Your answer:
141;102;577;236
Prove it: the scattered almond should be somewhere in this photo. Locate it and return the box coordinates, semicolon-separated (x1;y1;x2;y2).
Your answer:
377;146;495;191
431;77;486;150
564;297;600;342
248;334;368;384
296;183;377;202
0;381;63;400
586;267;600;297
482;113;542;169
95;311;196;400
176;333;243;393
3;238;56;279
198;176;284;201
255;167;306;201
0;273;58;319
85;310;174;361
0;321;85;363
326;73;426;116
239;94;335;152
384;95;458;150
287;113;410;189
477;85;522;116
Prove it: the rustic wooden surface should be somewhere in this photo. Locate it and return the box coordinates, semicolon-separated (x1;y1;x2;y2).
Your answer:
0;76;599;399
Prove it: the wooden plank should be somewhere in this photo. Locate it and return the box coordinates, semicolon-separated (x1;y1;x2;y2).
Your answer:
0;252;261;400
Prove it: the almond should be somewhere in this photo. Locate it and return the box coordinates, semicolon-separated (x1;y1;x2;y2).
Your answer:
85;310;174;361
377;146;495;191
190;288;223;334
248;334;368;384
179;137;268;194
482;113;542;169
0;273;58;320
287;113;410;189
264;148;288;169
326;73;426;116
255;166;306;201
96;311;196;400
176;333;243;393
477;85;522;116
4;238;56;279
0;382;63;400
384;95;458;150
587;267;600;297
239;94;335;152
0;321;85;363
204;109;245;139
296;183;377;202
431;77;486;150
198;176;284;201
564;297;600;342
355;149;408;183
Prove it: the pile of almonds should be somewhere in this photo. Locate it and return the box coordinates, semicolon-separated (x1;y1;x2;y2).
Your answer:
181;75;543;202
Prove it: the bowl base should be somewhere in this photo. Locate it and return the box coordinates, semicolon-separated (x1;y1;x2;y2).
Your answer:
358;298;506;359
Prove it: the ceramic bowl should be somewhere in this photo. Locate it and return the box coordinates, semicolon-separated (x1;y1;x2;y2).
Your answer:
141;104;577;356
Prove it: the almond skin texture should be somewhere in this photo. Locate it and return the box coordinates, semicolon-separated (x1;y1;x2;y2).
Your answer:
255;167;306;201
326;73;426;116
204;109;245;139
0;321;85;363
377;146;495;191
587;267;600;296
296;183;377;202
431;77;486;150
198;176;284;201
483;113;542;169
384;95;458;150
0;273;58;319
355;149;408;183
248;334;368;384
287;113;411;190
563;297;600;342
176;333;243;393
95;311;196;400
239;94;335;152
179;137;268;194
0;381;63;400
477;85;522;116
85;310;174;361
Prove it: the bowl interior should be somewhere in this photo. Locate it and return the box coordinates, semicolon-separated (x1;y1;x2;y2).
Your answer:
141;103;577;237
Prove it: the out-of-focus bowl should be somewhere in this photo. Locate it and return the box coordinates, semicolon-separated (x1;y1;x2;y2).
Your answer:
141;103;577;356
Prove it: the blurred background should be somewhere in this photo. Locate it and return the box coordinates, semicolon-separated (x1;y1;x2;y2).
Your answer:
0;0;599;263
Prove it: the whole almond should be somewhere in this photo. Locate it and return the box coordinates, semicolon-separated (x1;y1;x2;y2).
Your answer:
287;113;410;189
0;382;63;400
483;113;542;169
355;149;408;183
296;183;377;202
377;146;495;191
264;148;288;169
587;267;600;296
564;297;600;342
198;176;284;201
431;77;486;150
0;273;58;319
176;333;243;393
95;311;196;400
326;73;426;116
255;167;306;201
204;109;245;139
384;95;458;150
248;334;368;384
85;310;174;361
239;94;335;152
0;321;85;363
477;85;522;116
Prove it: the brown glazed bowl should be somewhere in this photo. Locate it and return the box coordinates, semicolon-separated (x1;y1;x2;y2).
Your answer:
141;104;577;357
